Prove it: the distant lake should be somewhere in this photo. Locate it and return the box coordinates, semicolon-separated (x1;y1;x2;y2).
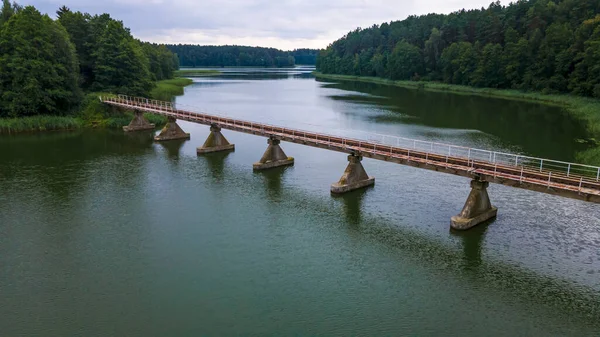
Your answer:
1;67;598;336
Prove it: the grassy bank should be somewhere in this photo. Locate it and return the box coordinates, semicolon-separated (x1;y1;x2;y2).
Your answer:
150;78;194;101
0;115;83;134
175;69;221;77
315;72;600;165
0;78;193;135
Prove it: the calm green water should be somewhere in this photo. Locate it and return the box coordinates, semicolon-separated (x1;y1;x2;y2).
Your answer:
1;69;599;336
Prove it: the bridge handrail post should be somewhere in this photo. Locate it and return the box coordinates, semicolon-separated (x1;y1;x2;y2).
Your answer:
540;159;544;172
520;166;524;183
597;168;600;182
567;164;571;177
579;177;583;192
547;172;552;188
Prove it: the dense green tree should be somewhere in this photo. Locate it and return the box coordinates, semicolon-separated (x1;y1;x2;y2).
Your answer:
56;7;93;87
370;52;387;77
1;0;13;25
472;43;505;87
167;45;319;67
424;27;443;77
0;6;80;117
0;0;20;25
92;20;153;95
142;42;178;81
440;42;477;85
0;2;179;119
316;0;600;98
388;40;423;80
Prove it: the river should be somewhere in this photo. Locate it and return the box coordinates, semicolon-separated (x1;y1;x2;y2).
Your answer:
1;68;599;336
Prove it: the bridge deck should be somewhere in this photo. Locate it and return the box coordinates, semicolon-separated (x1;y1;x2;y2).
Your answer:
102;96;600;204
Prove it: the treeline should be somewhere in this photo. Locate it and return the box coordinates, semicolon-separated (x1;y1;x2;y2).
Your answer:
317;0;600;98
0;1;178;118
167;45;319;67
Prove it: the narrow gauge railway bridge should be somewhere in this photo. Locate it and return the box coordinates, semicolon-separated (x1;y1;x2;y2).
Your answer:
101;95;600;230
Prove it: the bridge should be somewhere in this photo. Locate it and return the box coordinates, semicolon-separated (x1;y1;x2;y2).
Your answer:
101;95;600;230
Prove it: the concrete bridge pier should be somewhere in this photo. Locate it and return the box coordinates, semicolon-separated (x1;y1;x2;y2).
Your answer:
451;178;498;230
253;137;294;170
123;111;155;132
331;154;375;194
197;124;235;154
154;116;190;141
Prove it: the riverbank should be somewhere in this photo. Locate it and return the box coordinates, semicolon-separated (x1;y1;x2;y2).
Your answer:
175;69;222;77
0;78;193;135
314;72;600;165
150;78;194;101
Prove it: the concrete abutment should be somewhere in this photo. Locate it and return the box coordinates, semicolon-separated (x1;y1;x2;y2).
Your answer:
451;179;498;230
253;137;294;170
154;116;190;141
331;154;375;194
197;124;235;154
123;111;155;132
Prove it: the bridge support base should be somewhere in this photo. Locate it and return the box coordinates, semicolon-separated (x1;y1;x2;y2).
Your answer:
253;137;294;170
331;155;375;194
123;111;155;132
197;124;235;154
154;116;190;141
451;179;498;230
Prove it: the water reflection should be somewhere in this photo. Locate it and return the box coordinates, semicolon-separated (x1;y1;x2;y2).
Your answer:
199;151;232;183
256;166;292;202
157;139;187;160
450;221;493;270
319;79;591;162
332;188;370;228
123;129;155;146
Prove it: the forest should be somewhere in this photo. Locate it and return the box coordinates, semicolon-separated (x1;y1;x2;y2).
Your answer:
167;45;319;67
317;0;600;98
0;1;179;118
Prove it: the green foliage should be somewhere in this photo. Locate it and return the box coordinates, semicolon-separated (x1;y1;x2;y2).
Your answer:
150;78;193;101
0;6;81;117
91;20;153;96
0;2;180;130
0;115;82;134
1;0;15;25
142;42;178;81
167;45;319;67
56;7;177;94
317;0;600;98
77;92;117;122
388;40;423;80
175;69;221;77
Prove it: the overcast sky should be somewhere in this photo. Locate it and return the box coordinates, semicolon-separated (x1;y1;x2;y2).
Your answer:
22;0;505;50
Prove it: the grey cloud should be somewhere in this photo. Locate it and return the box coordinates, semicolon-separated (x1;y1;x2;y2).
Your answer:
22;0;505;49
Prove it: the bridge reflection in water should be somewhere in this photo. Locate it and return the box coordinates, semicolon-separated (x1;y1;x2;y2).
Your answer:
101;95;600;230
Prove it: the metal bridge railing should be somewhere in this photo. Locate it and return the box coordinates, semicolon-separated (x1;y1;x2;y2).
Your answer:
101;95;600;185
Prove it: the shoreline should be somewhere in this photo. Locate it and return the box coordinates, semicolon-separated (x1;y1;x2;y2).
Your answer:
314;72;600;165
0;78;193;135
314;72;600;107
